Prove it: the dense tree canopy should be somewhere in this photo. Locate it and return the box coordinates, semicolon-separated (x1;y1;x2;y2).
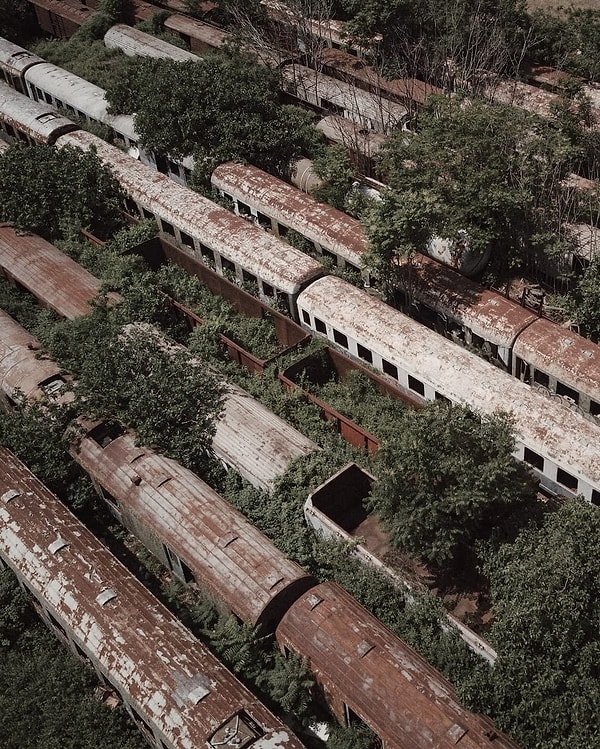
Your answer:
0;0;37;44
365;95;577;284
369;402;539;566
105;52;321;182
462;501;600;748
0;143;125;241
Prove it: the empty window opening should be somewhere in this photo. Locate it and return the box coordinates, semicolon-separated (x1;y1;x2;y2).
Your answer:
333;329;348;348
155;154;169;174
142;208;154;221
322;248;338;264
256;211;271;229
408;375;425;396
262;281;275;297
301;309;311;325
161;220;175;237
200;243;214;264
556;467;578;492
88;421;125;448
277;223;289;237
471;332;484;348
242;269;258;287
124;197;138;216
591;400;600;417
180;230;194;249
221;256;236;274
435;391;450;404
237;200;251;217
556;380;579;404
592;490;600;506
523;447;544;471
533;369;549;388
357;343;372;363
314;317;327;334
382;359;398;379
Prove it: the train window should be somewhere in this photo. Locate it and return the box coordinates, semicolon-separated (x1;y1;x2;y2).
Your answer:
262;282;275;297
321;97;345;116
357;343;372;363
333;328;349;348
88;421;125;448
44;91;53;105
435;391;450;404
471;333;484;348
408;375;425;396
256;211;271;229
556;468;578;492
590;400;600;417
124;197;138;216
221;257;236;274
314;317;327;334
278;223;289;237
236;200;251;217
55;99;64;109
4;122;15;138
556;380;579;404
242;269;258;289
523;447;544;471
142;208;154;221
155;154;169;174
301;309;311;325
322;248;338;265
161;220;175;237
592;490;600;506
200;243;215;264
382;358;398;379
17;130;28;143
180;231;194;249
533;369;550;388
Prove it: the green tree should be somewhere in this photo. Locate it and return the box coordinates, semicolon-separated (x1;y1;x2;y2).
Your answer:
0;143;125;241
461;500;600;748
105;52;320;182
368;95;576;283
0;0;37;43
0;569;34;648
369;402;539;566
312;145;356;211
557;257;600;343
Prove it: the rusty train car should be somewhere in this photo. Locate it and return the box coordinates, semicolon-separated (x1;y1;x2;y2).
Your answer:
0;448;308;749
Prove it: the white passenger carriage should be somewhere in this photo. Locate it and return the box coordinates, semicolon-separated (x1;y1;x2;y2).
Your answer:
104;24;202;62
281;64;409;134
297;275;600;503
0;80;77;145
56;130;324;318
0;36;44;94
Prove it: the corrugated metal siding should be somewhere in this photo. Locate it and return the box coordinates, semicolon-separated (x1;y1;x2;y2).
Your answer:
297;275;600;489
276;582;520;749
69;426;315;627
56;130;324;295
0;447;307;749
0;224;117;319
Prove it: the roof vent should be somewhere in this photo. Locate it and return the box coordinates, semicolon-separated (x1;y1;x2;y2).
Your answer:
96;589;118;606
1;489;20;503
188;684;210;704
447;723;468;743
48;537;70;554
357;640;375;658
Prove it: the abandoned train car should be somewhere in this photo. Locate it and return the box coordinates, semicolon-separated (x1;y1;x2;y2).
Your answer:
0;448;308;749
0;80;77;144
103;24;202;62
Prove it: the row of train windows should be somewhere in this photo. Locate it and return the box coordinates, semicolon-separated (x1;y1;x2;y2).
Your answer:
532;368;600;414
523;446;600;502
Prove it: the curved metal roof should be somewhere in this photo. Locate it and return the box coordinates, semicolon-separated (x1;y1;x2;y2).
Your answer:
0;448;307;749
56;130;324;295
24;63;138;142
164;15;231;49
0;36;44;77
212;162;367;268
277;582;520;749
70;423;314;627
0;81;77;143
297;275;600;488
0;224;117;319
104;25;202;62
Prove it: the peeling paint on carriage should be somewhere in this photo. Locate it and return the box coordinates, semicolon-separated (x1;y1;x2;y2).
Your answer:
0;448;308;749
69;423;316;629
0;224;121;319
0;81;77;143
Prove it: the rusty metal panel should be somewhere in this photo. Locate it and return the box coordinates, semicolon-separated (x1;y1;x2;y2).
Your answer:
69;424;314;627
212;162;367;269
164;15;231;50
277;582;520;749
408;254;538;348
296;275;600;493
0;447;307;749
29;0;92;33
57;130;324;296
104;25;202;62
0;37;45;78
0;81;78;143
514;318;600;405
0;224;119;319
24;63;138;142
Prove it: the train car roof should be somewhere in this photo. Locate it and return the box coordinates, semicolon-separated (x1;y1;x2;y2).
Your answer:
282;64;408;131
565;223;600;262
164;15;231;48
513;318;600;406
297;275;600;487
408;254;539;348
0;36;45;76
0;447;307;749
211;162;367;269
24;63;138;141
276;582;520;749
28;0;93;25
70;423;314;627
57;130;325;295
104;24;202;62
318;48;442;106
0;81;77;143
0;309;68;403
487;79;561;119
0;223;113;319
316;114;388;156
